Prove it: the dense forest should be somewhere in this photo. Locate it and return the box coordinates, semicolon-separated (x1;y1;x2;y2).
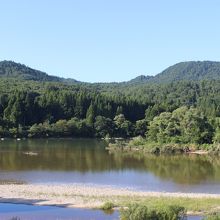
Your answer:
1;60;220;144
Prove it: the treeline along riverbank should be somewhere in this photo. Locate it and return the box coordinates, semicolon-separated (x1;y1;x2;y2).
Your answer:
1;61;220;148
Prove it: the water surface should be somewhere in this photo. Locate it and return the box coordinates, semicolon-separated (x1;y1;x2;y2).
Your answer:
0;203;203;220
0;203;118;220
0;139;220;193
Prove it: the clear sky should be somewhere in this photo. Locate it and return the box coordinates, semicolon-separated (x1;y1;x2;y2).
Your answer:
0;0;220;82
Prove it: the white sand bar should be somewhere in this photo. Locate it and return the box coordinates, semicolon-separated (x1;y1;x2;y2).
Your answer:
0;184;220;208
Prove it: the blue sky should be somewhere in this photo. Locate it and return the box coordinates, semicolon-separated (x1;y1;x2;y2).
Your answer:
0;0;220;82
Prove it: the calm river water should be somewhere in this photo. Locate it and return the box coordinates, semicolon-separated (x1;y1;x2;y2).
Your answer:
0;138;219;193
0;203;202;220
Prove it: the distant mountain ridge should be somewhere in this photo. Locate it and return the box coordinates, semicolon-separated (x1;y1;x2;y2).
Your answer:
1;60;220;84
0;61;79;83
152;61;220;83
127;75;154;84
128;61;220;84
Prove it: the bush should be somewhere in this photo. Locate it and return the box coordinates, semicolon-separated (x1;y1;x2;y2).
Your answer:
129;136;146;147
101;202;114;210
120;203;186;220
160;145;185;154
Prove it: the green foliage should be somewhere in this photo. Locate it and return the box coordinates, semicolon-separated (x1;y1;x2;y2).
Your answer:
0;60;78;83
151;61;220;83
94;116;114;137
1;61;220;141
114;114;133;137
203;213;220;220
120;203;186;220
101;202;114;210
129;136;146;147
213;127;220;144
86;102;96;125
135;119;147;136
148;107;213;144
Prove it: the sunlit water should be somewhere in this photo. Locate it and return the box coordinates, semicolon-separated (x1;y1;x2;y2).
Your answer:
0;138;220;193
0;203;118;220
0;203;202;220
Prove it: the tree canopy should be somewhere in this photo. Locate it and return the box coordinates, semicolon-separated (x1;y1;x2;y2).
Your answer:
0;60;220;143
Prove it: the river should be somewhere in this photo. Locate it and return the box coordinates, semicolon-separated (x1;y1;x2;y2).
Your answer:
0;138;219;193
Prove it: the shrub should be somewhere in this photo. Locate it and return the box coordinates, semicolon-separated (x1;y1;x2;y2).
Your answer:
101;202;114;210
160;145;185;154
120;203;186;220
129;136;146;147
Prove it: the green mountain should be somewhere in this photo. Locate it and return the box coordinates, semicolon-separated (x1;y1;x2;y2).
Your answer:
0;61;79;83
1;60;220;85
127;75;153;84
153;61;220;83
1;60;220;142
128;61;220;84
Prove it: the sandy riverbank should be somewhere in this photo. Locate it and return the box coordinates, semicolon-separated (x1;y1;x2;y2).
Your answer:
0;184;220;209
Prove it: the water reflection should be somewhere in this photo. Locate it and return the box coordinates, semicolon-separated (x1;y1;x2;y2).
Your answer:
0;139;220;193
0;203;203;220
0;203;118;220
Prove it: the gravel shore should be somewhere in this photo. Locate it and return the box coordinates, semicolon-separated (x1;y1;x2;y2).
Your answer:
0;184;220;208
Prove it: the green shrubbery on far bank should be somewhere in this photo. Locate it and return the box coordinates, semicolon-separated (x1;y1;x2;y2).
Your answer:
109;136;220;154
108;106;220;154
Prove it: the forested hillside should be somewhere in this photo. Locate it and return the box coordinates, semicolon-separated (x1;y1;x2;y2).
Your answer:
152;61;220;83
2;60;220;84
0;60;220;144
0;61;78;83
127;61;220;84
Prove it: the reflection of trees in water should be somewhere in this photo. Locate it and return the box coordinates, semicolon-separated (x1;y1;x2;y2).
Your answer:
112;152;219;184
145;155;215;184
0;139;113;171
0;139;219;185
0;139;148;172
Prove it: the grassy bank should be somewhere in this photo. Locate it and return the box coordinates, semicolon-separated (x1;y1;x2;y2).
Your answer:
1;184;220;216
105;197;220;219
117;202;220;220
114;196;220;215
107;136;220;155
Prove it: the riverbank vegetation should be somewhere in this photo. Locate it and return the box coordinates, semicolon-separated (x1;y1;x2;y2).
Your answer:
119;203;220;220
109;136;220;154
0;82;220;144
108;106;220;154
204;214;220;220
116;196;220;217
1;61;220;149
119;204;186;220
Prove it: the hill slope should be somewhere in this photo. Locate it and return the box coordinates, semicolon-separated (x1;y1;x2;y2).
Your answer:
127;75;153;84
0;61;78;83
153;61;220;83
128;61;220;84
1;60;220;85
